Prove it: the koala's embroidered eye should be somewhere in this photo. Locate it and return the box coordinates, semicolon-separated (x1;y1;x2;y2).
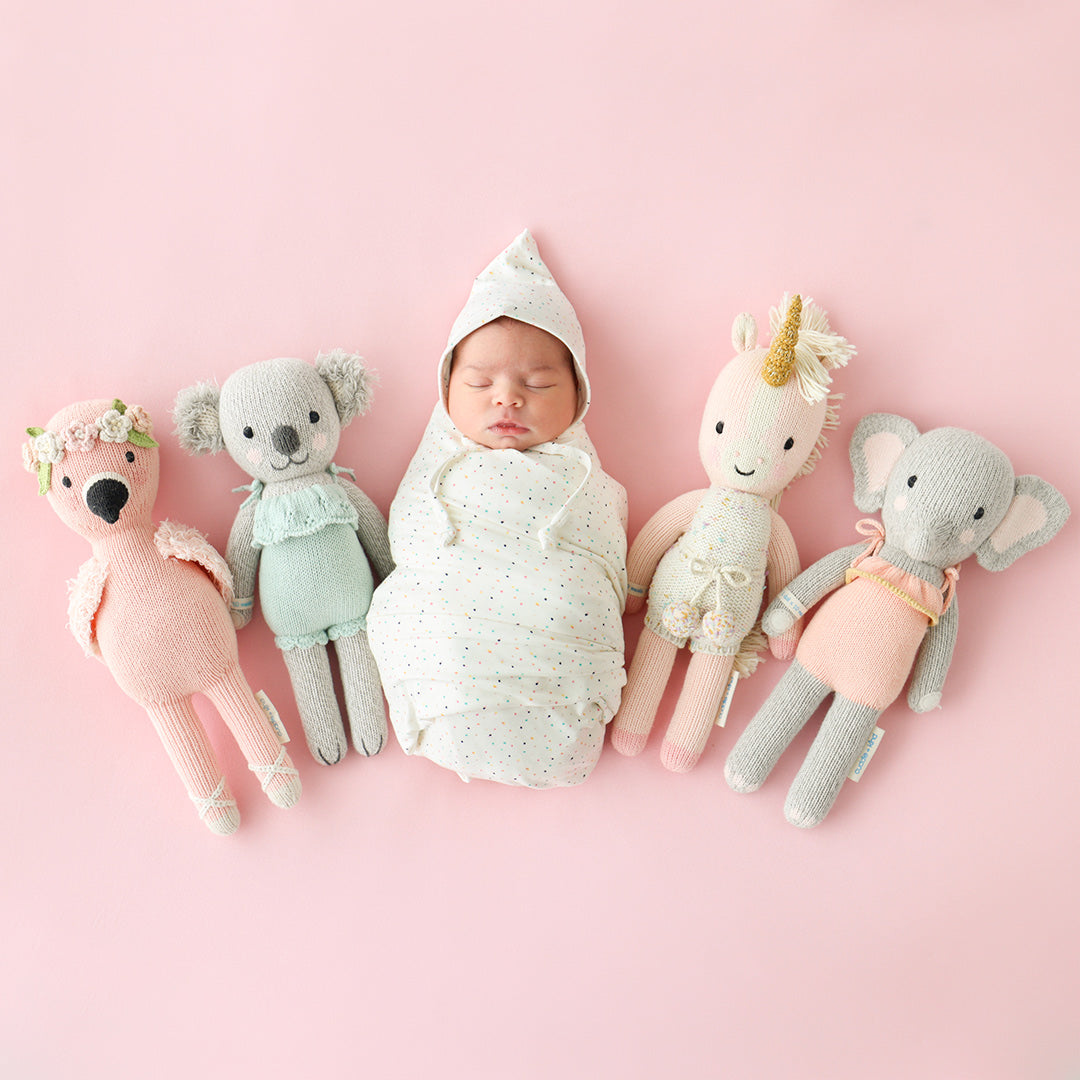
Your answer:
907;475;917;488
783;436;795;450
125;451;135;463
62;476;72;488
243;426;254;439
309;411;320;424
715;421;724;434
974;507;985;520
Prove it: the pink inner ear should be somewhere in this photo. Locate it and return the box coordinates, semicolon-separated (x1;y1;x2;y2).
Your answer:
863;431;906;493
991;493;1047;552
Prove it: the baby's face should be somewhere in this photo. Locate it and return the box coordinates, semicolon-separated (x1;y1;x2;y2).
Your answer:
447;319;578;450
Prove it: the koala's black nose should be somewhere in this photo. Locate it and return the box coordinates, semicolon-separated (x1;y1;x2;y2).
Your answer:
272;424;301;456
86;477;130;524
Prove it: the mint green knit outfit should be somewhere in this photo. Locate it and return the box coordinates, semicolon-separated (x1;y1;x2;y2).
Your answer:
244;470;374;651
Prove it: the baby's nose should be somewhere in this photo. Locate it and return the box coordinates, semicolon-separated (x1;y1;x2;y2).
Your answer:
493;384;523;406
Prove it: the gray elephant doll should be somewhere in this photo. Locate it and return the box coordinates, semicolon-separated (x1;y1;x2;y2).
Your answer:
174;351;393;765
725;413;1069;827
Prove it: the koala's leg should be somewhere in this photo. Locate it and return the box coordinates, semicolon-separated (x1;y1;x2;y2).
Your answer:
611;629;680;756
660;652;735;773
724;660;830;795
203;667;301;808
334;630;387;756
281;643;348;765
783;695;882;829
146;697;240;835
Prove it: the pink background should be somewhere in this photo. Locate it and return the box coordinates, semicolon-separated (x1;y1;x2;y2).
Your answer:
4;3;1078;1078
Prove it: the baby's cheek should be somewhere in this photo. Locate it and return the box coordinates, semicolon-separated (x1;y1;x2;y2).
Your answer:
246;446;264;466
312;433;328;452
958;527;975;547
893;494;908;512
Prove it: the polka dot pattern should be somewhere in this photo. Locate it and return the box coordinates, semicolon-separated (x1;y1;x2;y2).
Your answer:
366;230;628;789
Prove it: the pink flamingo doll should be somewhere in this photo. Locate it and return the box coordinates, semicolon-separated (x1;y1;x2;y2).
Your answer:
24;398;301;834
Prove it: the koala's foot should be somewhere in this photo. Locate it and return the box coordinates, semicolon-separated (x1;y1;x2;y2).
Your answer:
282;643;349;765
335;631;387;757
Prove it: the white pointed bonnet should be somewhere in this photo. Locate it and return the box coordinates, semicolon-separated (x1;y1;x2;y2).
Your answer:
438;229;590;424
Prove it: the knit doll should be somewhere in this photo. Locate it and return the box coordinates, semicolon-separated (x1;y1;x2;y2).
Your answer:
23;399;301;834
725;413;1070;827
611;295;855;772
174;352;393;766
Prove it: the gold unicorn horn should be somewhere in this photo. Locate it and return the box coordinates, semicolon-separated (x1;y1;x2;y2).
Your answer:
761;294;802;387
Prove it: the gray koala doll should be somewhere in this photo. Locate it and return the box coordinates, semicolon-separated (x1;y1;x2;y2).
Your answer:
725;413;1069;827
174;351;393;765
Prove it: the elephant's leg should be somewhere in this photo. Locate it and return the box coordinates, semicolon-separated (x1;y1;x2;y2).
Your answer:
725;660;831;794
784;694;882;828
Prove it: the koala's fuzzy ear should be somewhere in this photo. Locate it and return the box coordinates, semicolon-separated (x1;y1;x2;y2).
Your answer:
976;475;1070;572
315;350;377;425
731;313;758;354
173;382;224;454
850;413;921;512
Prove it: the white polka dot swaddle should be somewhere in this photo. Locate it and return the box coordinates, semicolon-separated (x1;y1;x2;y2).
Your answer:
366;230;628;787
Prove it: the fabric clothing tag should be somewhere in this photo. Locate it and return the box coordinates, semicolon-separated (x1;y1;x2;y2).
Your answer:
715;671;739;727
848;726;884;782
256;690;290;744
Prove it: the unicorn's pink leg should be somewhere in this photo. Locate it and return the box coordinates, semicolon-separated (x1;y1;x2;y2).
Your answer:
204;667;301;809
146;697;240;835
660;652;735;773
611;629;679;756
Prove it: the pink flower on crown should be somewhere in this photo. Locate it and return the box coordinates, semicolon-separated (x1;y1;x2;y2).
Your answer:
99;408;133;443
125;405;152;436
33;430;65;465
62;420;101;453
22;440;38;472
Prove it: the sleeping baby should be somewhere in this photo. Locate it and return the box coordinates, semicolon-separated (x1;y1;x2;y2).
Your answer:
366;229;627;787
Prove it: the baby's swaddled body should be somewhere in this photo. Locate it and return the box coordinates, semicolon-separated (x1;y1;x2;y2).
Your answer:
369;411;626;786
367;230;627;787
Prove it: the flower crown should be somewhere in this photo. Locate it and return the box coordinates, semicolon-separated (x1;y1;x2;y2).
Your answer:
24;399;159;496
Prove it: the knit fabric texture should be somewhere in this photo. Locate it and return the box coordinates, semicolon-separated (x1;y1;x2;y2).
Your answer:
29;399;300;834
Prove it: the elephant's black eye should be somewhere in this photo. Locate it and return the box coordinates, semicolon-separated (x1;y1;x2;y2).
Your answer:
243;426;254;439
309;411;320;424
125;451;135;463
62;476;72;488
715;420;724;434
783;436;795;450
974;507;985;520
907;475;917;488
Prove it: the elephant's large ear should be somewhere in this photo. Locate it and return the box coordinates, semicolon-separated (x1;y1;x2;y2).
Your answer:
850;413;921;512
173;382;224;454
976;475;1070;571
315;350;377;425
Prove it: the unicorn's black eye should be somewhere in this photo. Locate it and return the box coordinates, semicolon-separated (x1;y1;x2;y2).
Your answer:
783;436;795;450
309;411;320;424
907;475;917;488
243;426;254;439
62;476;72;488
974;507;985;520
715;421;724;434
125;451;135;463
